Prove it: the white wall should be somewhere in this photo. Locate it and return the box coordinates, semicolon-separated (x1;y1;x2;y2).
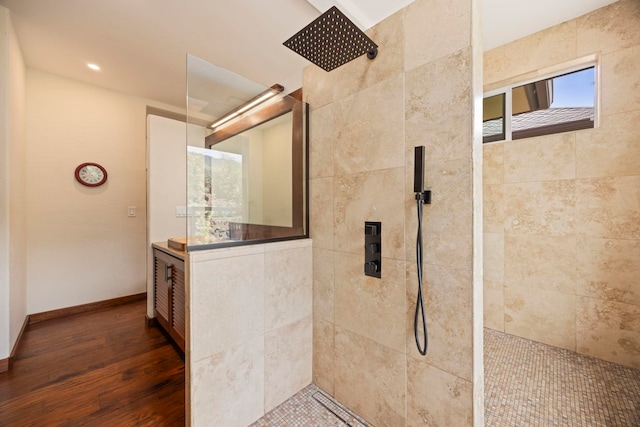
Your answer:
0;5;10;361
7;6;26;357
147;115;205;317
0;6;27;361
25;69;181;314
148;115;187;245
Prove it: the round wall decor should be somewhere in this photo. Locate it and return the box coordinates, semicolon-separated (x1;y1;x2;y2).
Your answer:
75;162;108;187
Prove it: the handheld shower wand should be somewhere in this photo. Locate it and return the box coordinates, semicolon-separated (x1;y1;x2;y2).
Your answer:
414;146;431;355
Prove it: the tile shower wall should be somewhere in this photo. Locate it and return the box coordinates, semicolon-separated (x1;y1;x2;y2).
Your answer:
305;0;482;425
187;239;312;427
483;0;640;369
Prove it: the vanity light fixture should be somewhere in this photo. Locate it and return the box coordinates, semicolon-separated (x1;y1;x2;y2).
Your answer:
87;63;101;71
209;84;284;131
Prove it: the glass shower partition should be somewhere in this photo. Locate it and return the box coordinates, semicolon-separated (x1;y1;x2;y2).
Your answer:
185;54;308;250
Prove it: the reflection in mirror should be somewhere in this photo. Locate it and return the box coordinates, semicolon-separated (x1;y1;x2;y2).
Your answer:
186;55;307;250
212;113;293;228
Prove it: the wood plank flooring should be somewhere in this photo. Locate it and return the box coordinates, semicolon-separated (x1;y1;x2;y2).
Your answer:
0;299;185;426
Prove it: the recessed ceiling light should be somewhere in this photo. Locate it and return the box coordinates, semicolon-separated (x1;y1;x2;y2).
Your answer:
87;63;101;71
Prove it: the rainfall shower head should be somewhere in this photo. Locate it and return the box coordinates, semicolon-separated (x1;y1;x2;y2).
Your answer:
283;6;378;72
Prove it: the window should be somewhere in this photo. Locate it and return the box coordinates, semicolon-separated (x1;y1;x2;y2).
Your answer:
483;66;596;143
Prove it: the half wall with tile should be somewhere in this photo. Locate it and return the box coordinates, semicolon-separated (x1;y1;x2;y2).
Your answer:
483;0;640;369
187;239;313;427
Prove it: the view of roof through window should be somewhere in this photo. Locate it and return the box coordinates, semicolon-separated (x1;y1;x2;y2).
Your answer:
483;66;595;142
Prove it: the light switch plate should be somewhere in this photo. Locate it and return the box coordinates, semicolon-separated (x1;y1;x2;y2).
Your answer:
128;206;136;217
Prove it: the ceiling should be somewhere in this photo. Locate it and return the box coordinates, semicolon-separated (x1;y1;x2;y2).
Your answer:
0;0;619;110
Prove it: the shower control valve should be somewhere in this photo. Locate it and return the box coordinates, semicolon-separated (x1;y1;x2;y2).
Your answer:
364;221;382;278
366;243;378;254
365;261;379;276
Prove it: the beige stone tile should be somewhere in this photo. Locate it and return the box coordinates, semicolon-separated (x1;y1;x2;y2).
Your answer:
577;0;640;56
303;63;336;111
329;10;404;104
483;142;503;185
504;180;576;236
483;46;507;87
576;110;640;178
334;168;405;260
484;279;504;331
189;244;263;263
334;327;406;427
191;336;264;427
406;358;473;427
190;254;265;362
264;316;313;412
334;252;406;352
577;236;640;306
483;184;504;233
405;157;473;268
406;48;473;162
504;233;577;295
264;239;312;253
265;245;312;331
601;43;640;116
504;286;576;351
423;158;473;269
504;133;576;183
576;176;640;239
313;319;334;394
309;177;333;250
577;296;640;369
406;263;473;381
333;75;405;176
483;232;504;283
309;103;334;179
313;247;334;323
404;0;471;72
501;20;577;79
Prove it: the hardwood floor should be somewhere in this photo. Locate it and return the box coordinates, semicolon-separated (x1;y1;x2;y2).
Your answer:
0;299;185;426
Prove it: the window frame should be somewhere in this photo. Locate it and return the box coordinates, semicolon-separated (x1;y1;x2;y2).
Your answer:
483;58;600;144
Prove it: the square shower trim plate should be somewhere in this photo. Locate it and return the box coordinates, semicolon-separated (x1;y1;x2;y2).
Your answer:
283;6;378;72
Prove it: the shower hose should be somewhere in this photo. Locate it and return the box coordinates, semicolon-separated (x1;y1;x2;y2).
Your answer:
415;195;429;355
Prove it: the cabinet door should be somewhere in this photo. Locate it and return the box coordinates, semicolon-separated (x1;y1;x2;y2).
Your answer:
172;265;186;341
153;254;171;325
153;248;186;351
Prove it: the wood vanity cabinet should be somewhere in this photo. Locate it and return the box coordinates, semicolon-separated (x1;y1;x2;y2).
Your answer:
153;247;186;352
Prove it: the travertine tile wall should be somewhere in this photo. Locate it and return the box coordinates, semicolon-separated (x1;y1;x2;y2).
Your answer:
187;239;312;427
483;0;640;369
305;0;482;425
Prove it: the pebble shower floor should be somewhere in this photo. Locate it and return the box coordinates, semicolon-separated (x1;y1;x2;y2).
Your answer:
251;329;640;426
249;384;371;427
485;328;640;426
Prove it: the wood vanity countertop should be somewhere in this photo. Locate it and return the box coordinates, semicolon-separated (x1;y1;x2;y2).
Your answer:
152;242;186;261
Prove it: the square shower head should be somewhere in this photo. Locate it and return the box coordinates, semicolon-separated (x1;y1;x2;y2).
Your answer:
283;6;378;72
